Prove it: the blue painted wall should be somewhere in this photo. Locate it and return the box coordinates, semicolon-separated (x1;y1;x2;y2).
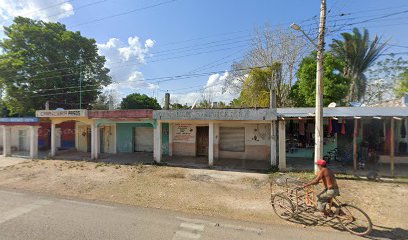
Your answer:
116;123;154;153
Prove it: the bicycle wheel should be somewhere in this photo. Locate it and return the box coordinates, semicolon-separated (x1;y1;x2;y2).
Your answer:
337;204;372;236
271;194;294;220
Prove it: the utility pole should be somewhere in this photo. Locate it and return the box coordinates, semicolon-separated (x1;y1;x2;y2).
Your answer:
79;49;83;110
314;0;327;173
270;67;277;167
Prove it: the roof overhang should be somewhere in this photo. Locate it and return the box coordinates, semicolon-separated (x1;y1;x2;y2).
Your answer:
154;109;277;121
277;107;408;118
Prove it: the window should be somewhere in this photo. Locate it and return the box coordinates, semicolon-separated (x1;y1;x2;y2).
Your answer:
219;127;245;152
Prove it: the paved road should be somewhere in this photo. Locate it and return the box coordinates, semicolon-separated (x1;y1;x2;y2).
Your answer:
0;188;362;240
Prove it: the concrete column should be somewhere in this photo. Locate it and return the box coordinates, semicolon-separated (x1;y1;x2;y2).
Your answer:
113;124;117;154
95;124;100;160
390;118;395;176
2;126;11;157
168;123;173;156
153;121;162;163
214;123;219;160
270;121;277;166
353;118;358;171
50;123;56;157
208;122;214;167
29;126;39;159
91;124;96;160
278;120;286;170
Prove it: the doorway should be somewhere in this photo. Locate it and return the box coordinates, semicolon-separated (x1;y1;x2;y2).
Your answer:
87;127;91;152
99;128;105;153
196;126;209;156
18;129;28;151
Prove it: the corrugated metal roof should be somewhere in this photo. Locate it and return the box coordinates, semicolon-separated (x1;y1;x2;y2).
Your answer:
277;107;408;118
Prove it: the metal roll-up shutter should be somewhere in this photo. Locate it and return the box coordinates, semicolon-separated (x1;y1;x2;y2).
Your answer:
134;127;154;152
219;127;245;152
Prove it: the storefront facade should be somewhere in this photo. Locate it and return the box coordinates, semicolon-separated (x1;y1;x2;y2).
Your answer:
153;109;277;169
0;118;40;158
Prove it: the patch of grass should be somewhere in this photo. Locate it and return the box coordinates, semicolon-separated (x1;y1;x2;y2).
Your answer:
100;168;106;172
95;163;105;168
164;172;185;179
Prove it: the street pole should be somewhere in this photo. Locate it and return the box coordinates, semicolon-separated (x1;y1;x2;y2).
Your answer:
79;65;82;110
314;0;327;173
79;49;84;110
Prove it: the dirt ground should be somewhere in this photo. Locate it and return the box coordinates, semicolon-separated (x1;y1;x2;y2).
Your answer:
0;159;407;239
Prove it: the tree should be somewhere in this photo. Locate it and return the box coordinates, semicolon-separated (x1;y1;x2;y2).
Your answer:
120;93;161;110
236;63;283;107
396;70;408;97
365;56;408;102
290;52;350;107
0;17;111;116
224;26;308;107
330;28;387;103
170;103;190;109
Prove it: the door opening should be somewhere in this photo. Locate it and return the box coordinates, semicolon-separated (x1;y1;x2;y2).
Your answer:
196;126;209;156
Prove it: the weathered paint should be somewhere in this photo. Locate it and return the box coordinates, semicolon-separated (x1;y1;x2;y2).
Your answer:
36;109;87;118
154;109;277;121
76;123;90;152
162;123;169;155
89;110;153;119
58;121;75;149
116;122;154;153
169;122;271;161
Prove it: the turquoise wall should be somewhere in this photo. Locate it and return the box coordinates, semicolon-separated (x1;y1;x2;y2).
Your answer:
162;123;169;155
116;123;154;153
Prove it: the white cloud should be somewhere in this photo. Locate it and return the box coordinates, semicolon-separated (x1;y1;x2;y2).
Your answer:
97;36;157;97
117;36;154;62
173;71;239;106
145;39;155;48
0;0;74;23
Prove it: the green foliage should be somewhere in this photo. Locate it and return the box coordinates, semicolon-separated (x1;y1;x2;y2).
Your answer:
120;93;161;110
290;52;350;107
236;63;285;107
0;17;111;116
396;70;408;97
170;103;190;109
330;28;387;102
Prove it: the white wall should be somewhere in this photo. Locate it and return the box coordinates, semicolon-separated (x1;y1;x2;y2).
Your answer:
0;126;31;151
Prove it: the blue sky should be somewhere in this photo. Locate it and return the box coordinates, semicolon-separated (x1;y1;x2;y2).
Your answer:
1;0;408;106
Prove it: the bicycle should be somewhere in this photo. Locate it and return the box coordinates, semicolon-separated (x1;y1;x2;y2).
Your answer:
270;178;372;236
323;148;338;164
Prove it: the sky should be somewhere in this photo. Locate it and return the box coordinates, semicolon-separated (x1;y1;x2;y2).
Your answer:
1;0;408;106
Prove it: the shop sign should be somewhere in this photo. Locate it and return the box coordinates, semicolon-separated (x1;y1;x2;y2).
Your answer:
36;110;87;118
0;117;39;123
173;124;195;143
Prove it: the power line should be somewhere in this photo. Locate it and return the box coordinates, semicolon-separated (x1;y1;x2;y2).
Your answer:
70;0;177;28
3;6;407;78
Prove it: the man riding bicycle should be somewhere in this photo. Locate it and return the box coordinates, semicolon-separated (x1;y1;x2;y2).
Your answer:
303;159;340;217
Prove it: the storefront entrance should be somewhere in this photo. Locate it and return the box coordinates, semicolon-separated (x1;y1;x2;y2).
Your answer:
196;126;209;156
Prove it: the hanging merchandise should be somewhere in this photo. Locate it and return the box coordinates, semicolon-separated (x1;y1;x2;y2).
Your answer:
333;119;340;133
401;120;406;138
299;119;305;136
341;119;346;135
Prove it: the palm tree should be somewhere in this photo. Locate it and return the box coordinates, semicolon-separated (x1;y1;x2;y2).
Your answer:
330;28;387;103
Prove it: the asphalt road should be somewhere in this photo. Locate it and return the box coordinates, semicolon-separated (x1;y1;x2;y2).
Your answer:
0;188;362;240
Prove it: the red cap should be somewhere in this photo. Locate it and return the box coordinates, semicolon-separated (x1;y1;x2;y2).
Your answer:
316;159;327;166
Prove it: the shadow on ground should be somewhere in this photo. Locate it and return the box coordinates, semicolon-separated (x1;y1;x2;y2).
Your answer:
287;209;408;240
